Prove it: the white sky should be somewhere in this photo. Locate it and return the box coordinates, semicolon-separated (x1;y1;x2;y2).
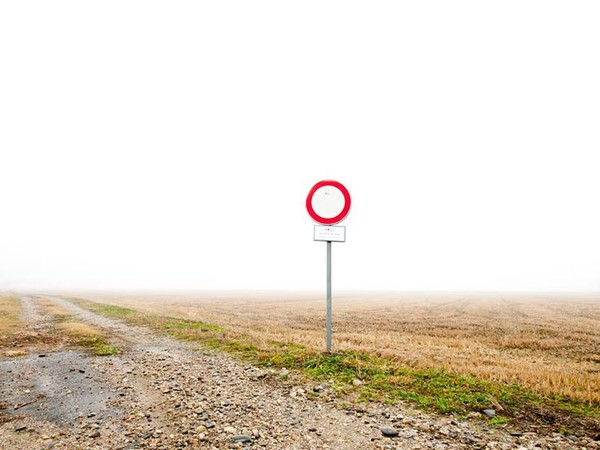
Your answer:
1;1;599;293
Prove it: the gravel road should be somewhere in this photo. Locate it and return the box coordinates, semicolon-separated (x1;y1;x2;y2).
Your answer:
1;295;597;449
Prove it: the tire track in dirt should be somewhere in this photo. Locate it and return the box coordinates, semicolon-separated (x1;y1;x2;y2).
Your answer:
19;297;44;327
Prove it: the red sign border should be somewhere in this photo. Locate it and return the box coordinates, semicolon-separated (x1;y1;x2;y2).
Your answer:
306;180;351;225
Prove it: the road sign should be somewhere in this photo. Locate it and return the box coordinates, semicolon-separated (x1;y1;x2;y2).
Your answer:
314;225;346;242
306;180;351;225
306;180;351;353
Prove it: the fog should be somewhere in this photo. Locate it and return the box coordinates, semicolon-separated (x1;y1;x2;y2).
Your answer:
1;2;599;293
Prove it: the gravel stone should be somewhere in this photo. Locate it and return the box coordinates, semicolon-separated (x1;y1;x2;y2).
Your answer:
380;426;399;437
482;409;496;418
231;434;253;443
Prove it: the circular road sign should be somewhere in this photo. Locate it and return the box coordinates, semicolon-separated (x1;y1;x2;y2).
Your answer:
306;180;351;225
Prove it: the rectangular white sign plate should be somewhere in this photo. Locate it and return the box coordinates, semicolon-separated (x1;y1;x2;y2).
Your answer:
314;225;346;242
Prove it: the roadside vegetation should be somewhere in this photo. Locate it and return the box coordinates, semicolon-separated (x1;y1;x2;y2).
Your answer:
33;297;119;356
59;321;119;356
0;296;22;350
80;294;600;406
0;296;119;357
70;297;600;437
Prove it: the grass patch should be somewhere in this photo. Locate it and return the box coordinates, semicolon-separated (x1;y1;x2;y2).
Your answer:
294;351;540;415
489;416;511;426
75;334;120;356
70;298;600;436
0;297;22;343
59;321;119;356
35;298;71;319
75;302;136;319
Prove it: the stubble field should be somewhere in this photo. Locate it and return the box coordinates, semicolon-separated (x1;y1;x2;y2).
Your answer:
71;291;600;405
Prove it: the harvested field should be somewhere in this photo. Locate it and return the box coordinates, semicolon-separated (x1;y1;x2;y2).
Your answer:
70;291;600;404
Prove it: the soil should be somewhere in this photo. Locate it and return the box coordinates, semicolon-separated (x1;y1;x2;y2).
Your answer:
0;295;598;449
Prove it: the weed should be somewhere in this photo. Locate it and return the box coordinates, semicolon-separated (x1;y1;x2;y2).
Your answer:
76;334;119;356
489;416;511;426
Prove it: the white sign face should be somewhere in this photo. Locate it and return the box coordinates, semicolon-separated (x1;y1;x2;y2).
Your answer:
311;185;346;219
314;225;346;242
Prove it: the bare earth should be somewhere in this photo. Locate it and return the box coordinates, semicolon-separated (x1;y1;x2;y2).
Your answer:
1;294;598;449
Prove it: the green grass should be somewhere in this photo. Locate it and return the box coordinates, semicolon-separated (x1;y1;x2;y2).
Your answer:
76;333;120;356
69;298;600;435
287;351;540;416
489;416;511;426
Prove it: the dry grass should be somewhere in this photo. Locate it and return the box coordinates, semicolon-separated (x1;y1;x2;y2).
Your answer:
0;296;119;356
0;296;22;343
35;297;71;318
0;296;63;354
57;320;119;356
58;321;100;337
70;291;600;404
34;300;121;356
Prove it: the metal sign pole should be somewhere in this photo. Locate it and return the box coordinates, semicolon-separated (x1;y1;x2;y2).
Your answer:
326;240;332;353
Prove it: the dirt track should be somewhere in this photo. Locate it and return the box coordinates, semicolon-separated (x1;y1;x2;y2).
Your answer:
1;295;597;449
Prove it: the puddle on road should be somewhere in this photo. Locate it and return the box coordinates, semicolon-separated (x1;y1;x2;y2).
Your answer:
0;351;118;425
